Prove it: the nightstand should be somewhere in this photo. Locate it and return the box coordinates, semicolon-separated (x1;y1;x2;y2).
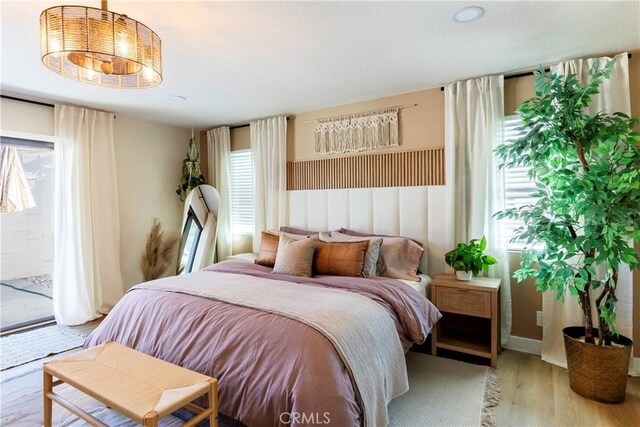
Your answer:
430;274;501;367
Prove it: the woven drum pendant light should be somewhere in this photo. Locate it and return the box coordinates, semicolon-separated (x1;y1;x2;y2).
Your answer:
40;0;162;88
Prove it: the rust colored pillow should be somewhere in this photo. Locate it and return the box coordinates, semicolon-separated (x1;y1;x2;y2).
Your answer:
313;240;369;277
255;231;279;267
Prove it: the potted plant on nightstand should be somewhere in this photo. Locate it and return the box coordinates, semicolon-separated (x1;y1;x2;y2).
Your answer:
494;60;639;403
444;236;497;281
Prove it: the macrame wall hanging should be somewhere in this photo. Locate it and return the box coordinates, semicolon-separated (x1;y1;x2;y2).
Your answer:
312;106;408;155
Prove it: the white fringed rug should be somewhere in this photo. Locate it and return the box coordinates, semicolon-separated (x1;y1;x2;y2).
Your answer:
1;350;498;427
388;352;499;427
0;325;86;371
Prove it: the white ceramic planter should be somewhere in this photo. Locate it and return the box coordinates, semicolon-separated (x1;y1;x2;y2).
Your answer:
456;271;473;281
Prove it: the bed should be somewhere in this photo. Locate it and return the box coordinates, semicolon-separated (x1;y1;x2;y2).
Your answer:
85;258;440;427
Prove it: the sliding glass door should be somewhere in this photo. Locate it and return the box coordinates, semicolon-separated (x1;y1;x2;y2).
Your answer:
0;137;55;333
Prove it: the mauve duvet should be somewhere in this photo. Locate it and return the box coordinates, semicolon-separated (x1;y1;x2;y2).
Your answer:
85;261;440;426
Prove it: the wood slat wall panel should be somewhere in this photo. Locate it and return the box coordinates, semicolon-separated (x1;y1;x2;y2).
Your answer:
287;147;445;190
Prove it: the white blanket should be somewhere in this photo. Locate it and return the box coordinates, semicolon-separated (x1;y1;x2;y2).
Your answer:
134;270;408;426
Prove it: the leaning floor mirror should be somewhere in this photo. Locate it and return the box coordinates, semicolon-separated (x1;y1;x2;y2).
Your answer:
177;185;221;274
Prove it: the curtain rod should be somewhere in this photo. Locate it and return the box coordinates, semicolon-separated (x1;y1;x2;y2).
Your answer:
230;123;250;130
303;103;417;124
439;52;633;91
1;94;54;108
227;116;289;130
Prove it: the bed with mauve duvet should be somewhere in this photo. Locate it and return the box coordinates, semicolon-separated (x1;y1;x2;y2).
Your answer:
85;261;441;427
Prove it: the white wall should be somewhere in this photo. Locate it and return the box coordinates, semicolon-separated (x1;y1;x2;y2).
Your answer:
114;116;189;288
1;97;54;136
0;97;190;289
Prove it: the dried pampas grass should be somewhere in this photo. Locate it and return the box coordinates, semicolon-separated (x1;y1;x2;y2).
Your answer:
140;218;181;281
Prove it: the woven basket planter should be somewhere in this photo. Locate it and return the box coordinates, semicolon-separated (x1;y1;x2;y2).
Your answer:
563;326;632;404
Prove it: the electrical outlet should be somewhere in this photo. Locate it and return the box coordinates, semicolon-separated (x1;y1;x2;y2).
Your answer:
536;311;544;327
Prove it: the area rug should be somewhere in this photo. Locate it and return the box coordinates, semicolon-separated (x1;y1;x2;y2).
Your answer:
0;351;499;426
0;325;86;371
388;352;499;427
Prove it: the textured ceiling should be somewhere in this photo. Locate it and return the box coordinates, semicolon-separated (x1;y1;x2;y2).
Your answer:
1;1;638;129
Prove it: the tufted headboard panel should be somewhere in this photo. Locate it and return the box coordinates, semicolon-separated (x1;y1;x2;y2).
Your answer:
287;186;450;277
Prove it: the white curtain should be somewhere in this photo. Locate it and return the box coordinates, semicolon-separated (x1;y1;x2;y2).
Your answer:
543;53;637;375
53;105;123;325
207;126;232;261
444;75;512;346
250;116;287;252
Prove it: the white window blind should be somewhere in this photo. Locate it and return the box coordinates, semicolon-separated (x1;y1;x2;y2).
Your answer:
229;150;254;235
503;115;539;251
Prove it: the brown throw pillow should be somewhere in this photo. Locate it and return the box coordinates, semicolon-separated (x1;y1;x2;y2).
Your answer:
319;232;382;277
313;240;369;277
272;235;318;277
255;231;280;267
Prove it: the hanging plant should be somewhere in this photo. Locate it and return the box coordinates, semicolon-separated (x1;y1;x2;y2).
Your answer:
176;134;206;201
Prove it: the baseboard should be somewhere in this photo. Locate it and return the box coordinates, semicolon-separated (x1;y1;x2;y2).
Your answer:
504;335;542;355
632;357;640;377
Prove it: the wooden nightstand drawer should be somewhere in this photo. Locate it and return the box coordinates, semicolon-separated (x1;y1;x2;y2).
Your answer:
436;287;491;318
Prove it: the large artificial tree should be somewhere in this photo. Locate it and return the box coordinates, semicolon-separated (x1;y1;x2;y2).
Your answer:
495;60;640;346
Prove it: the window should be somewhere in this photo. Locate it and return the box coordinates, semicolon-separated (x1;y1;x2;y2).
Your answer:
502;115;539;251
229;150;254;235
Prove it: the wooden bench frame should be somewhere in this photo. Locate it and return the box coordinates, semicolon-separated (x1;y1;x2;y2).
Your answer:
43;368;218;427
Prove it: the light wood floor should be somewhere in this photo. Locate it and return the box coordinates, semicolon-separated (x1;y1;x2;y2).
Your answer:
2;322;638;427
495;350;640;427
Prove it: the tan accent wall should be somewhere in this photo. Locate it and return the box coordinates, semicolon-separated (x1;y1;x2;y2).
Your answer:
504;75;536;117
509;252;542;340
231;126;251;151
288;88;444;161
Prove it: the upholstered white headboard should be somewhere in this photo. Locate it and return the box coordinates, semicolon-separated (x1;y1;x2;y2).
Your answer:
287;186;450;277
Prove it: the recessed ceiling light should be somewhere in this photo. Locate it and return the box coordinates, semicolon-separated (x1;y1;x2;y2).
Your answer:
168;95;186;102
452;6;484;23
